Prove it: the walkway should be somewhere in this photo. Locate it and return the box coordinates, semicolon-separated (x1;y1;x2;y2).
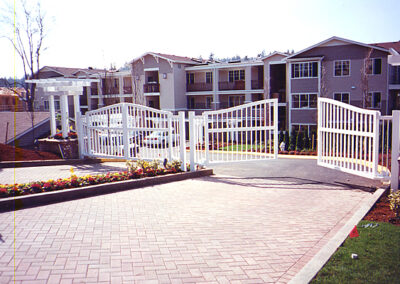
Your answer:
0;160;377;283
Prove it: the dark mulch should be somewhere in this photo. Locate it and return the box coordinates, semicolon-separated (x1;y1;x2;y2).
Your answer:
0;143;61;161
364;192;400;226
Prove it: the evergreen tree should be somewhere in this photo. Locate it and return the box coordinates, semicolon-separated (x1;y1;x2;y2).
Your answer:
279;131;284;144
289;129;297;151
303;131;310;150
284;130;289;151
296;131;304;151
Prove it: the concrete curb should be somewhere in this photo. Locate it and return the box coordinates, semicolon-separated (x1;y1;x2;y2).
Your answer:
288;186;387;284
0;169;213;213
0;158;102;168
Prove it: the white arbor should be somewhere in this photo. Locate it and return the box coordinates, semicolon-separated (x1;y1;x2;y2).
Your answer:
26;78;100;138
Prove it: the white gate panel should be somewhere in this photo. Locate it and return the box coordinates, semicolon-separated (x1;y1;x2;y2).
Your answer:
318;98;390;179
82;103;182;162
195;99;278;165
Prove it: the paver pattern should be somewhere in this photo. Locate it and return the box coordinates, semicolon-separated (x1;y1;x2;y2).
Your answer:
0;174;370;283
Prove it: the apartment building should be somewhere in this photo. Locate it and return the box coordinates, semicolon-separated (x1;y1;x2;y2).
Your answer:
32;36;399;134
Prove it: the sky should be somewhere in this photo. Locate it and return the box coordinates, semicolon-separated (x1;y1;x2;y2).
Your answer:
1;0;399;78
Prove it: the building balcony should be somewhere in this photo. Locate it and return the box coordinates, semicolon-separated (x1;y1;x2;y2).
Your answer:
187;83;213;92
123;86;133;94
144;83;160;93
218;81;245;91
251;80;263;89
188;103;212;110
103;87;119;95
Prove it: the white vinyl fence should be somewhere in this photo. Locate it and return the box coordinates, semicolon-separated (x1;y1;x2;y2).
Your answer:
190;99;278;166
318;98;393;180
80;103;186;167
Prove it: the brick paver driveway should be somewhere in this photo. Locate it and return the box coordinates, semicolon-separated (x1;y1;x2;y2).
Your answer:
0;175;371;283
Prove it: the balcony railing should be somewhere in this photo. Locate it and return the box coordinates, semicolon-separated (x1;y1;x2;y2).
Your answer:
187;82;213;92
103;87;119;95
144;83;160;93
251;80;263;89
123;86;133;94
218;81;245;91
188;103;212;110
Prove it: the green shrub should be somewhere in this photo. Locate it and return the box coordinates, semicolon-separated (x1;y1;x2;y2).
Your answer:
389;191;400;218
296;131;304;151
289;129;297;151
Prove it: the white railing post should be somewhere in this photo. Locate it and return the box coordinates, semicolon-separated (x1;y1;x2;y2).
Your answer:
372;111;380;178
273;99;278;159
122;103;129;160
204;114;210;165
76;113;84;159
189;111;196;171
178;111;187;171
317;99;322;165
167;114;173;162
391;111;400;191
87;115;92;156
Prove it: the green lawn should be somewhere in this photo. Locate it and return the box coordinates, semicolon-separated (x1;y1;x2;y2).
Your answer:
311;220;400;284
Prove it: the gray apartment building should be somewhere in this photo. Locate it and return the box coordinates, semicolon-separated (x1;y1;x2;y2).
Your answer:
32;36;400;134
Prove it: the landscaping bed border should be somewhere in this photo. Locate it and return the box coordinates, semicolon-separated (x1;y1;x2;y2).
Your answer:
0;169;213;213
0;158;103;168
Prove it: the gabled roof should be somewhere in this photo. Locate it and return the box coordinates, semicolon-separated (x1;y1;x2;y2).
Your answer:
39;66;105;77
261;51;288;62
132;52;207;65
287;36;390;59
372;41;400;54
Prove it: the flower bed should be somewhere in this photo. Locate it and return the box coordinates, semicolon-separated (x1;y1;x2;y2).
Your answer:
0;160;182;199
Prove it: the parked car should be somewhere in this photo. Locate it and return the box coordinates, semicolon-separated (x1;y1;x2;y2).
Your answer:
143;130;178;147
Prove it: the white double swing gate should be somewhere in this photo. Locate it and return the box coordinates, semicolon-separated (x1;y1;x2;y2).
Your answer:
76;98;398;188
77;99;279;170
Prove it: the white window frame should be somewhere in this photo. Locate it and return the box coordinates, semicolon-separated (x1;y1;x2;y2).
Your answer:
366;91;381;109
333;92;350;104
291;93;318;109
228;95;245;107
186;73;195;85
291;123;318;136
228;70;245;82
365;58;382;75
333;60;351;77
206;72;213;84
291;62;318;79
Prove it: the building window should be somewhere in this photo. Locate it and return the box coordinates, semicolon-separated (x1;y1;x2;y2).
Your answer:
291;93;317;109
228;95;244;107
206;72;213;84
206;96;213;109
55;100;60;110
186;73;194;85
228;70;245;82
113;78;118;88
44;100;49;110
292;124;317;136
366;58;382;75
333;93;350;104
334;60;350;76
291;62;318;78
366;92;381;109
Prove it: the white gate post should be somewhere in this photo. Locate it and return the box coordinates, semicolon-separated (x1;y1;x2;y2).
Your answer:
189;111;196;172
60;94;69;138
391;111;400;191
168;115;173;162
204;114;210;165
76;113;84;159
372;111;380;178
178;111;187;171
122;103;129;160
273;99;278;159
317;99;322;165
49;94;56;136
87;115;92;156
